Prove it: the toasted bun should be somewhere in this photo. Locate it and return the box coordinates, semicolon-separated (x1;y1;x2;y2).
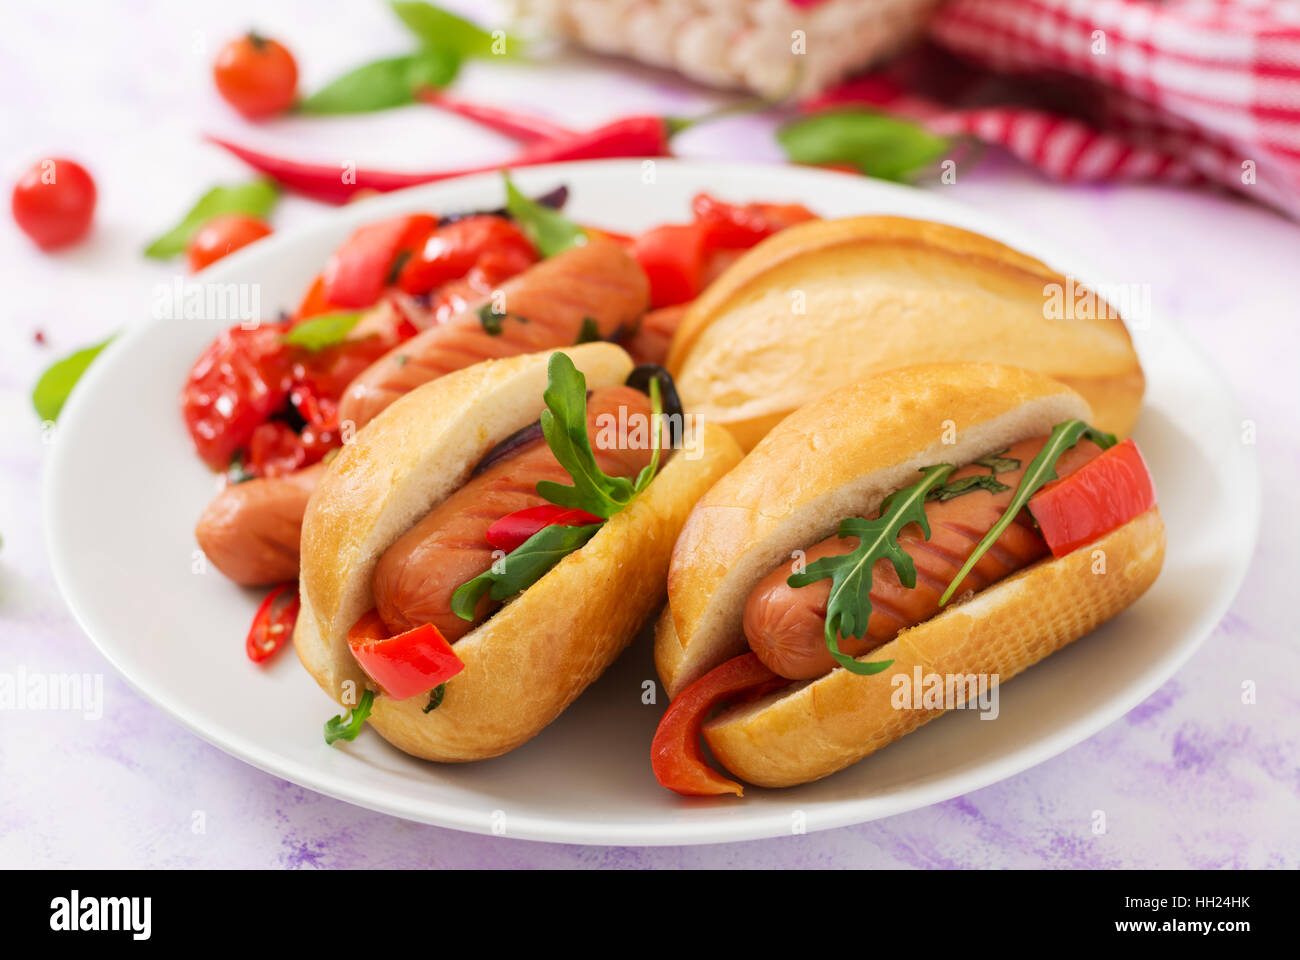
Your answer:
295;343;744;761
655;362;1092;699
704;506;1165;787
666;216;1145;450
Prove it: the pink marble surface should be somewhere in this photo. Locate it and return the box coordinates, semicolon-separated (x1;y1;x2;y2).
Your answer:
1;1;1297;867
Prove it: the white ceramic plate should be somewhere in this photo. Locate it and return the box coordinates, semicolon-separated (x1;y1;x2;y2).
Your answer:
45;161;1258;845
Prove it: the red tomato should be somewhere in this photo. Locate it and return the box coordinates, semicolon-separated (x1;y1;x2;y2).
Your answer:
634;223;708;308
187;214;271;271
246;583;300;663
396;216;536;296
485;504;604;553
213;33;298;119
11;157;96;251
347;609;464;701
651;652;789;797
246;420;306;477
1029;438;1157;558
181;324;293;471
294;273;339;320
691;193;816;249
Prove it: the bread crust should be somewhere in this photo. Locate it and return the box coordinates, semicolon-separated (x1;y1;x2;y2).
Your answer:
666;216;1145;449
294;343;744;761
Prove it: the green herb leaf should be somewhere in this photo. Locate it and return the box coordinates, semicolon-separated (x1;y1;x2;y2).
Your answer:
280;311;363;351
503;172;587;257
299;49;460;115
451;522;601;620
938;420;1117;606
535;352;638;517
32;337;114;422
777;110;951;182
788;464;955;675
144;181;278;259
973;449;1020;473
575;317;600;344
390;0;517;59
227;452;256;486
631;375;662;496
324;689;375;744
423;683;446;713
927;474;1010;503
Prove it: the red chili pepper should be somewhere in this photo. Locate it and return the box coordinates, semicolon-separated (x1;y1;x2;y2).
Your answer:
800;74;906;113
651;652;789;797
419;89;576;143
634;222;709;308
1029;439;1156;558
485;504;604;553
322;214;436;308
246;583;300;663
347;608;464;701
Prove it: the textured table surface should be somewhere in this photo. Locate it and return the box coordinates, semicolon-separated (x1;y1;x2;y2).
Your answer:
1;0;1297;868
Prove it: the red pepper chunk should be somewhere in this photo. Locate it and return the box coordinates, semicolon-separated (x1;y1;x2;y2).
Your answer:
651;652;789;797
322;214;436;309
634;223;709;308
347;608;464;701
397;215;536;296
246;583;301;663
1029;438;1156;558
691;193;816;249
485;504;604;553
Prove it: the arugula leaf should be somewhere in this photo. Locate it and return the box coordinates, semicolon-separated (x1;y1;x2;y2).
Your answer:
324;689;374;744
777;110;951;182
298;49;459;115
789;464;955;675
423;684;446;713
280;311;363;351
575;317;600;344
974;449;1020;473
32;337;115;422
390;1;517;59
144;181;278;258
928;474;1010;503
938;420;1117;606
451;522;602;620
503;172;587;257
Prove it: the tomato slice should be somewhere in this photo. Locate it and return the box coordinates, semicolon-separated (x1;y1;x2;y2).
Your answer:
347;609;464;701
651;652;789;797
1028;438;1156;558
246;583;301;663
322;214;437;309
396;215;537;296
485;504;605;553
633;223;709;308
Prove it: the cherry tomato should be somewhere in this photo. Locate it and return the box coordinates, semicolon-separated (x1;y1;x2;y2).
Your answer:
397;216;536;296
11;157;96;251
187;214;271;271
246;420;306;477
213;32;298;119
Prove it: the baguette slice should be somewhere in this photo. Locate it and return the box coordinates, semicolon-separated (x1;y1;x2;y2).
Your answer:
666;216;1145;450
295;342;744;761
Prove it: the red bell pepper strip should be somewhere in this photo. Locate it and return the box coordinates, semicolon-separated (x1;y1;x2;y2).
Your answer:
651;652;790;797
322;214;436;309
246;583;301;663
347;608;464;701
634;222;709;308
418;89;576;143
485;504;605;553
1028;438;1156;558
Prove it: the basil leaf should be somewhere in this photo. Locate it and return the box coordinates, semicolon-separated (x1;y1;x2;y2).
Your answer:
938;420;1117;606
927;474;1010;503
32;337;114;422
451;522;601;620
788;464;955;674
777;110;950;182
324;689;374;744
503;172;587;258
281;311;363;351
390;0;516;59
535;352;637;517
144;181;278;259
299;49;460;115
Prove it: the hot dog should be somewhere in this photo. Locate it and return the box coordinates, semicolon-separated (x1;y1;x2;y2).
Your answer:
294;344;744;762
652;363;1164;794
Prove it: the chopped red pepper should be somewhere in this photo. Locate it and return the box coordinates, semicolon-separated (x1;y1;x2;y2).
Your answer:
692;193;816;249
321;214;436;309
634;223;709;308
651;652;789;797
1029;438;1156;558
397;215;536;296
246;583;301;663
485;504;605;553
347;608;464;701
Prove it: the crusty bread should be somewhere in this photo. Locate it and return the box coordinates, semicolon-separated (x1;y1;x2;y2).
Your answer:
666;216;1145;450
294;342;744;761
656;362;1091;699
704;507;1165;788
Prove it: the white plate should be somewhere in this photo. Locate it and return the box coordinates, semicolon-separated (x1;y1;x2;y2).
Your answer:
44;161;1258;845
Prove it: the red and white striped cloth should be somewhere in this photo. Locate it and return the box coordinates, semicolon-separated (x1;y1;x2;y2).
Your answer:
813;0;1300;217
